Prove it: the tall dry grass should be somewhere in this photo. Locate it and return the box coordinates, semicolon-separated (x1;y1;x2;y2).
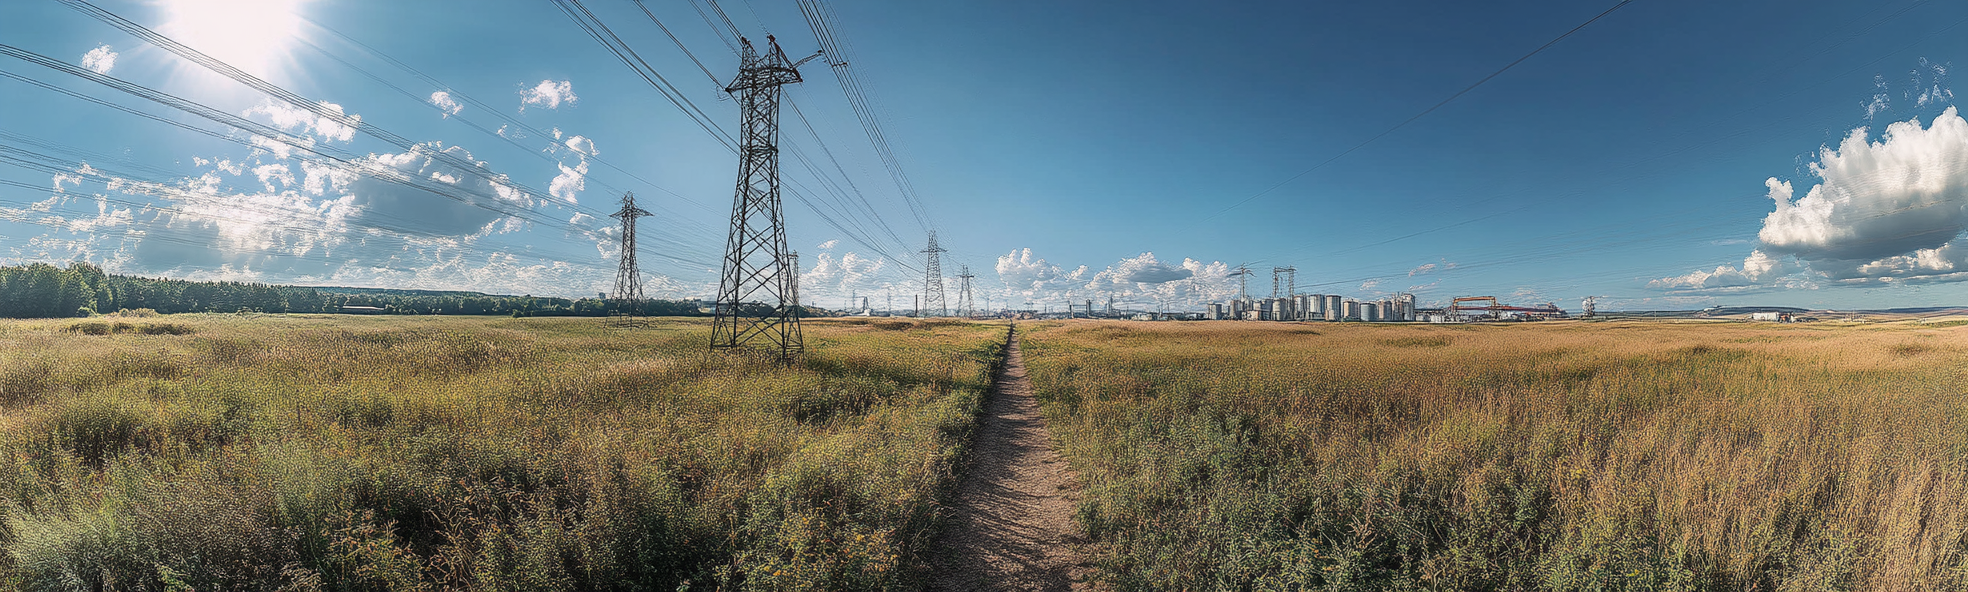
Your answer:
1020;319;1968;591
0;314;1006;591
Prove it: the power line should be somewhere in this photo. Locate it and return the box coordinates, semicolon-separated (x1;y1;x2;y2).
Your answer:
796;0;936;232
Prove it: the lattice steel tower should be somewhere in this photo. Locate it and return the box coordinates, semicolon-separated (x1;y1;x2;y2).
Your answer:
784;251;800;311
611;192;651;302
956;265;975;318
921;231;947;317
712;36;815;360
1272;266;1295;298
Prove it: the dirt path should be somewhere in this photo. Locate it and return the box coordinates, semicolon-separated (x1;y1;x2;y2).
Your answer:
932;329;1092;591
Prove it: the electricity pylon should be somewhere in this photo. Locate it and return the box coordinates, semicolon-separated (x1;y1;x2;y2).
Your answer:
712;36;819;361
921;231;947;317
610;192;650;303
784;251;800;313
1272;266;1295;298
1231;264;1252;301
956;265;975;318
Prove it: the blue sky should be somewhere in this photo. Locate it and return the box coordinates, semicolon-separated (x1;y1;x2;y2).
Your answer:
3;0;1968;311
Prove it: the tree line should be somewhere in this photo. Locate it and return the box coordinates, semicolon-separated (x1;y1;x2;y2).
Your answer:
0;262;713;319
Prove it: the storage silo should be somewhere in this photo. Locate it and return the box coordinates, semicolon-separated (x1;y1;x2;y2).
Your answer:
1362;302;1381;322
1325;295;1343;321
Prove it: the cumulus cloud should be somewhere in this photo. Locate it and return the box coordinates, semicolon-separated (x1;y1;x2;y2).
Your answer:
242;99;359;143
563;135;598;157
989;249;1237;310
1758;108;1968;262
520;80;576;111
80;44;116;74
1652;251;1786;291
1111;255;1193;284
337;143;528;236
817;239;838;250
798;251;896;306
996;248;1057;287
430;91;463;117
1660;105;1968;291
14;135;660;300
549;160;588;204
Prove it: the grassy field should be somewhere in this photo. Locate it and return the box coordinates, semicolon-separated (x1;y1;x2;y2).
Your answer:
1020;319;1968;591
0;313;1006;591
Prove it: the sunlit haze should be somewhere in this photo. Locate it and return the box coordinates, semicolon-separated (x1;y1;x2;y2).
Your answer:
156;0;307;77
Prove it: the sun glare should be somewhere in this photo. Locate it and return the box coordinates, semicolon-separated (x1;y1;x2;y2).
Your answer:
156;0;308;78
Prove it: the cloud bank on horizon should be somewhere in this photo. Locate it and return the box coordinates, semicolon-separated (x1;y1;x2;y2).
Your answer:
4;64;647;298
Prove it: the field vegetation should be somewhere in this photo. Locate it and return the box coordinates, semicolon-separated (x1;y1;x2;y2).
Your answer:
0;314;1005;591
1020;319;1968;591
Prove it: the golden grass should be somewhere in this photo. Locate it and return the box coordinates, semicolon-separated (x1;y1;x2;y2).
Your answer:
1020;319;1968;591
0;314;1007;591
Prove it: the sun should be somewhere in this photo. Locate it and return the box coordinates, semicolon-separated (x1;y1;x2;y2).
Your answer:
155;0;309;78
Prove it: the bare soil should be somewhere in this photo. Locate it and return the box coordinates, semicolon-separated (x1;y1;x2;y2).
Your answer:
931;330;1093;591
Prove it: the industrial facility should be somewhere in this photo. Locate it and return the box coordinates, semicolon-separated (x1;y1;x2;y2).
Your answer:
1204;292;1567;323
1204;292;1424;322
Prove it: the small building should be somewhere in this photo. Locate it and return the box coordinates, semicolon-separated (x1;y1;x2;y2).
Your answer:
1750;311;1791;322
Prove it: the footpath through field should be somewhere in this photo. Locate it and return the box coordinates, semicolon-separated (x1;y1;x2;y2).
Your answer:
932;328;1093;591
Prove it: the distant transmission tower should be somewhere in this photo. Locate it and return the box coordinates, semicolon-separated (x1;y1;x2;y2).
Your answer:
784;251;800;312
1272;266;1296;298
1232;264;1252;300
956;265;976;318
610;192;651;302
712;36;820;360
921;231;947;317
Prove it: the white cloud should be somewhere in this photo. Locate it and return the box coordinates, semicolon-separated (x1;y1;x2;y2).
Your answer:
1758;108;1968;262
242;99;359;143
1102;253;1193;284
817;239;839;250
1651;250;1787;290
801;251;890;302
80;45;116;75
563;135;598;157
520;79;577;111
1913;58;1954;109
430;91;463;117
335;143;530;236
1864;75;1892;121
1666;106;1968;292
990;249;1237;310
549;160;588;204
